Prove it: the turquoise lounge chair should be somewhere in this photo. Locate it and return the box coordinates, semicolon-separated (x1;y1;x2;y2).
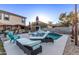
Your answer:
6;31;42;54
6;31;20;43
16;38;42;55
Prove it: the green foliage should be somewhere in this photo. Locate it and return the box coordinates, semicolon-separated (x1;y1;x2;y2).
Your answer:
0;41;6;55
59;12;66;21
59;12;74;27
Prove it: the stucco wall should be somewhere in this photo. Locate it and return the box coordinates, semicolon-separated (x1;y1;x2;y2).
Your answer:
0;13;25;25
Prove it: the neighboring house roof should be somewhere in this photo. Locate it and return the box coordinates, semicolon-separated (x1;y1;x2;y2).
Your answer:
0;10;26;19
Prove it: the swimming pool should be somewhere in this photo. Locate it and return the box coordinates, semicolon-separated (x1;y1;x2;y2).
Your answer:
47;33;62;40
31;31;62;40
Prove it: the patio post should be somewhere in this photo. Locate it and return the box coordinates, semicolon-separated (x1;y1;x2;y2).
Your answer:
74;4;78;45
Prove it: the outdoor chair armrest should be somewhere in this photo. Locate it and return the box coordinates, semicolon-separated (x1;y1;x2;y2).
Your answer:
14;35;20;39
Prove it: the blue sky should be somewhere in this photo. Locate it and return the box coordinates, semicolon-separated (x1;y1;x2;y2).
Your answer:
0;4;76;25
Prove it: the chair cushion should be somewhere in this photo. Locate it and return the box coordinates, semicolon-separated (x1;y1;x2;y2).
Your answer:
7;32;14;39
6;35;11;40
14;35;20;39
7;31;20;41
17;38;41;46
30;31;50;40
32;44;41;50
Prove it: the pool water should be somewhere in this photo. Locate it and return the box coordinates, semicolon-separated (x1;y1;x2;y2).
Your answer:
47;33;62;40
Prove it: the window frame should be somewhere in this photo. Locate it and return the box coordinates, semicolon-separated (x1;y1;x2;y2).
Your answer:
4;13;10;21
21;18;25;24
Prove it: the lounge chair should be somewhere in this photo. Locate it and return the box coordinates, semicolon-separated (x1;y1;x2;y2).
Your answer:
29;31;54;42
6;31;42;55
16;38;42;55
29;30;62;42
6;31;20;43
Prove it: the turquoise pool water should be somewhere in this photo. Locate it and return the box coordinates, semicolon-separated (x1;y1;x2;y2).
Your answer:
47;33;62;40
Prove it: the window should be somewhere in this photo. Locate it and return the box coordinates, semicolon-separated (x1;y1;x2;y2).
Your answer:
0;13;2;19
4;14;9;20
22;18;25;24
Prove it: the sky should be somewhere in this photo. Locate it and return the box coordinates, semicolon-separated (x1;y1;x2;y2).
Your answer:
0;4;77;25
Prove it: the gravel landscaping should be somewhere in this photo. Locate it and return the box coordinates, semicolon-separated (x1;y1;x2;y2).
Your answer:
63;36;79;55
0;38;6;55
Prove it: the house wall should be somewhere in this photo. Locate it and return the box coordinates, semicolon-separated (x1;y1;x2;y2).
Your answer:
0;26;3;30
0;12;27;34
0;13;25;25
9;15;25;25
